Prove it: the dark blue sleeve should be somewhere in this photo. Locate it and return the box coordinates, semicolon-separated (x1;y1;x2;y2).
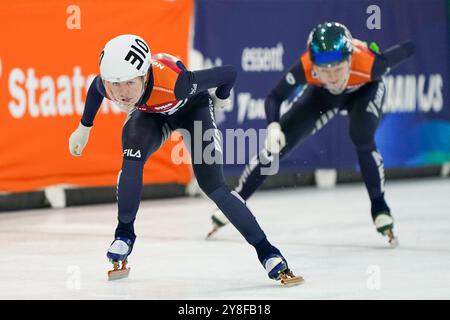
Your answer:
265;60;306;123
174;65;237;100
81;76;105;127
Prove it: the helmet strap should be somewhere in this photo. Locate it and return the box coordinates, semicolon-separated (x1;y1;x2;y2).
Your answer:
134;67;152;106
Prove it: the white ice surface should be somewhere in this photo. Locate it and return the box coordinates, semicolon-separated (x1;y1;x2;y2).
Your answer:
0;178;449;299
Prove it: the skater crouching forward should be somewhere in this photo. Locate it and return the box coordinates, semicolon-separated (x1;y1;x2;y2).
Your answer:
68;34;302;285
208;22;415;247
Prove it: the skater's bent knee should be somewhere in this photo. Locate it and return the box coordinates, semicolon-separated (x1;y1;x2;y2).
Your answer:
349;125;376;148
206;185;231;203
195;172;225;195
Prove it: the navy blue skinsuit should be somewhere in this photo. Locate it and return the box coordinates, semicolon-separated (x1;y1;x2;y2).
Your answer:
235;41;415;219
79;56;282;265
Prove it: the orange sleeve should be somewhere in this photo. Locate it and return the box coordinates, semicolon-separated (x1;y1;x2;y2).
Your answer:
147;60;179;105
300;52;321;86
347;43;376;85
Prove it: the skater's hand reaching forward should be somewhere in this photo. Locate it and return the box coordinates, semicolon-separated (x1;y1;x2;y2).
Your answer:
69;122;92;156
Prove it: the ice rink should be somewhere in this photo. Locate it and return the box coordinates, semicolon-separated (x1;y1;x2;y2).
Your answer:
0;178;449;299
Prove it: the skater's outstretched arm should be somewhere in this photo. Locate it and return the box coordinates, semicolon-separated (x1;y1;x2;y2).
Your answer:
80;76;106;127
261;60;307;154
264;60;307;124
68;77;105;156
371;41;416;79
174;65;237;100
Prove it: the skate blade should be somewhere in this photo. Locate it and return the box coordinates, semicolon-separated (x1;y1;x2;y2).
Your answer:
279;271;304;287
205;226;219;239
107;268;130;280
389;238;399;248
384;230;399;248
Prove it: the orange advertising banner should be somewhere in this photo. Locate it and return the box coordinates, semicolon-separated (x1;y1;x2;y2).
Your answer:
0;0;193;192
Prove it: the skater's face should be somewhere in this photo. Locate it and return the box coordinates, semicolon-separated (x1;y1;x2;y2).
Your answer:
104;76;145;110
314;59;351;95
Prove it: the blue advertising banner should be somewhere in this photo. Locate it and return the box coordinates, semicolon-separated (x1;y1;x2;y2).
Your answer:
192;0;450;175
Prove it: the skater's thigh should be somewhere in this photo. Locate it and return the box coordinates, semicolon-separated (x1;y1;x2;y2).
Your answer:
122;110;166;161
347;80;386;144
176;95;226;193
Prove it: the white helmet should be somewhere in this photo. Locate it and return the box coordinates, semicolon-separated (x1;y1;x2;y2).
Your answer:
100;34;151;82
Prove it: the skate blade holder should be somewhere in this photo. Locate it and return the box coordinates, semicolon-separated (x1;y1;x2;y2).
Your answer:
384;230;399;248
279;271;305;287
107;260;130;281
206;227;218;239
206;224;224;239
